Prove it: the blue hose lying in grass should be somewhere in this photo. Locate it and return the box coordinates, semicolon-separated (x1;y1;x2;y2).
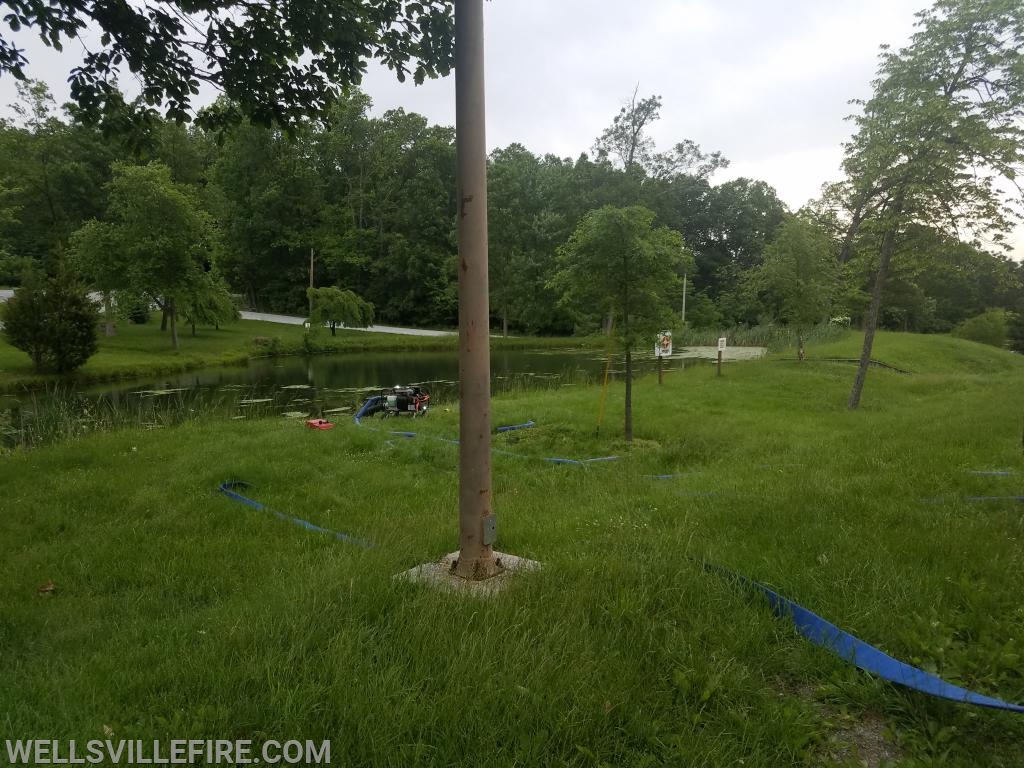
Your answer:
707;563;1024;714
497;420;535;433
353;396;618;466
218;481;374;549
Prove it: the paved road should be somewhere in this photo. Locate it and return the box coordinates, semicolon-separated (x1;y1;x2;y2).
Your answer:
240;310;455;337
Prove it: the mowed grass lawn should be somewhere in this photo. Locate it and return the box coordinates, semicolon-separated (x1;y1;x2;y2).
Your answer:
2;331;1023;766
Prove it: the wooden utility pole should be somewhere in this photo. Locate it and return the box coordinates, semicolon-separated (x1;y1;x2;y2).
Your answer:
453;0;500;580
309;247;315;314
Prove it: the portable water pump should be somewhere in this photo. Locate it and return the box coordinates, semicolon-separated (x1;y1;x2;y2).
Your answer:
380;385;430;417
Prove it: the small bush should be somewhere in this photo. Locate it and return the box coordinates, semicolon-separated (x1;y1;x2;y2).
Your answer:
1008;312;1024;353
249;336;281;355
1;269;99;374
951;309;1009;348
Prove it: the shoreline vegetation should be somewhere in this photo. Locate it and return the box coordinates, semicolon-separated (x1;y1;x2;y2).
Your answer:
2;331;1023;764
0;318;856;395
0;320;597;394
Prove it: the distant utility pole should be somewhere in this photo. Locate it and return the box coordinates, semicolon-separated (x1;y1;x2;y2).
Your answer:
309;247;315;314
681;271;687;325
453;0;500;580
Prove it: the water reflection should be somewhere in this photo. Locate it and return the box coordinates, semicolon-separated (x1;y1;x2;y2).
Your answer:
1;349;694;448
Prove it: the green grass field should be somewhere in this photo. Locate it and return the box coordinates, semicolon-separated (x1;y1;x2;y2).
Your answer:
2;332;1023;766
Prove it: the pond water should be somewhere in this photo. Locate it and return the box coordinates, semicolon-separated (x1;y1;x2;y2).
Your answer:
1;348;699;447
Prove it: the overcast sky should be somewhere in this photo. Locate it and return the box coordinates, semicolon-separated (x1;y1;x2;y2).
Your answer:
2;0;1021;257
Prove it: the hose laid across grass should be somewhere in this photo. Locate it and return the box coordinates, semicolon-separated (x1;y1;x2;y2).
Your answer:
706;563;1024;714
218;480;374;549
354;396;618;467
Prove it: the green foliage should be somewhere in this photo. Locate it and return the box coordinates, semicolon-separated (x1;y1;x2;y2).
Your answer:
742;217;837;356
70;162;214;348
1;268;98;373
307;286;374;336
1009;312;1024;353
951;309;1010;348
553;205;688;348
836;0;1024;408
553;205;689;440
0;0;455;131
180;270;239;335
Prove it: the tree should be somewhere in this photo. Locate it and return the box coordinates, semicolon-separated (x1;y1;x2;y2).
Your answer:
1;267;98;373
1;0;455;131
210;119;323;312
307;286;373;336
699;179;788;309
1;81;126;271
552;205;689;442
180;269;239;336
592;91;663;175
744;217;837;360
70;162;214;349
839;0;1024;409
488;144;568;335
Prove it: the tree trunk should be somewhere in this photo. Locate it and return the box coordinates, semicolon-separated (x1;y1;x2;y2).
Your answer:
848;224;898;410
169;299;179;350
160;304;168;332
191;319;196;337
103;292;115;337
624;347;633;443
797;329;805;361
330;322;337;337
502;307;508;338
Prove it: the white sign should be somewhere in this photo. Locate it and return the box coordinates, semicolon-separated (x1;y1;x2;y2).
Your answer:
655;330;672;357
717;337;727;352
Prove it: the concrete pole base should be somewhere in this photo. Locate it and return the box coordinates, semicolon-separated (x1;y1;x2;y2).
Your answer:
396;551;541;596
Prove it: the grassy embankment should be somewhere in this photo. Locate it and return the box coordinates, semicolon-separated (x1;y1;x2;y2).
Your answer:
2;331;1023;766
0;319;600;393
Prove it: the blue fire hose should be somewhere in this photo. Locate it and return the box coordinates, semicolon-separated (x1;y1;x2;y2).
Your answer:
707;563;1024;714
218;481;373;549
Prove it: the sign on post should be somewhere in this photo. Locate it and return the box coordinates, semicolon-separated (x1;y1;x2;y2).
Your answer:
717;337;727;352
716;337;726;376
654;331;673;385
655;330;673;358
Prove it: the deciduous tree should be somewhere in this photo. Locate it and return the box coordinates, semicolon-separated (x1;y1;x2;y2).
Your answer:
840;0;1024;409
744;217;837;360
552;205;689;442
307;286;373;336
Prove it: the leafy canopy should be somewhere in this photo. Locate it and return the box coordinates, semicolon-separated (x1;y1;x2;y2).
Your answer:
1;0;455;130
307;286;373;336
553;205;689;348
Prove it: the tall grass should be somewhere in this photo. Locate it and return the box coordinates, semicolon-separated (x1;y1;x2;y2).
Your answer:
2;333;1023;765
676;321;847;350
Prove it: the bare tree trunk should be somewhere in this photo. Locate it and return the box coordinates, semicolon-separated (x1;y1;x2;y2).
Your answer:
502;307;508;338
160;304;168;332
103;291;115;337
797;328;805;361
169;299;179;350
624;347;633;443
848;225;897;410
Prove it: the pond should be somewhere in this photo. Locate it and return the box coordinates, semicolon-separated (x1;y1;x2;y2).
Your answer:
1;348;699;448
